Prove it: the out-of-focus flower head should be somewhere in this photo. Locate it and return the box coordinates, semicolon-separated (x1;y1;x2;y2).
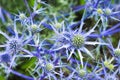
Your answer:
0;19;34;56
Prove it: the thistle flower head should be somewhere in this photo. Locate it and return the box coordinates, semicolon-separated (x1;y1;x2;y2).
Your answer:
107;40;120;66
26;18;46;34
50;15;64;31
46;63;54;71
54;22;62;29
103;65;119;80
15;12;27;22
97;8;103;14
78;69;86;77
5;37;23;54
19;13;26;20
31;24;38;32
72;34;85;48
104;61;114;71
114;49;120;56
104;8;112;15
7;39;22;52
103;56;115;71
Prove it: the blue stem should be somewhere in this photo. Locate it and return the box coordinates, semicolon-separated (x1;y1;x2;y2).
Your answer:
101;23;120;35
10;69;34;80
23;0;31;14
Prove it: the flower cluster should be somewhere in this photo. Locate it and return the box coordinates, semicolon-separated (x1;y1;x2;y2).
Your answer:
0;0;120;80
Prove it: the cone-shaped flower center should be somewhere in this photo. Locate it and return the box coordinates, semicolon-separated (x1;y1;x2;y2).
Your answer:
19;13;26;20
31;24;38;31
55;23;61;29
105;8;112;15
79;69;86;76
97;8;103;14
104;61;114;70
46;63;54;71
72;34;85;48
8;40;21;52
114;49;120;56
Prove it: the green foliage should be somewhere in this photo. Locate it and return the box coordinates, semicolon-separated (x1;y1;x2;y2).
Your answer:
0;0;26;13
79;0;85;5
21;57;37;69
0;76;5;80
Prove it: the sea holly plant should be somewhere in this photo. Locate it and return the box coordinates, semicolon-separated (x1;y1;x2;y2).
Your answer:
0;19;35;78
0;20;33;55
0;0;120;80
50;19;108;67
106;39;120;73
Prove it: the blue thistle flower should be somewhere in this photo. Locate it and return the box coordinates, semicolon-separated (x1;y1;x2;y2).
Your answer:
25;18;46;34
103;57;115;71
31;54;66;80
107;39;120;59
0;0;120;79
85;0;120;20
102;61;119;80
66;61;102;80
0;20;33;56
51;19;108;67
15;12;27;21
